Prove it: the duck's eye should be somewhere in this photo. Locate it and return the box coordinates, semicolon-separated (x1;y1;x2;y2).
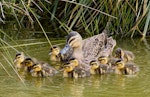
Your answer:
68;38;75;44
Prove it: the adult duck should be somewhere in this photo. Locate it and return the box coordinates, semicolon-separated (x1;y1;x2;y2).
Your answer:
60;31;116;68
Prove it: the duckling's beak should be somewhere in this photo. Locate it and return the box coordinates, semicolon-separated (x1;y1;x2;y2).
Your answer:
13;59;17;63
30;69;34;73
49;52;52;55
60;43;73;61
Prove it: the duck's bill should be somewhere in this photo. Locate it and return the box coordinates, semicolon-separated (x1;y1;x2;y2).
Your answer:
60;44;73;61
60;44;71;55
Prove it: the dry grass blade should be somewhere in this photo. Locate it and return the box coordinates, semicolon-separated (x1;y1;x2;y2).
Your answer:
1;52;26;86
27;6;53;48
0;41;48;49
0;2;5;18
0;38;18;52
0;62;13;77
61;0;117;19
142;2;150;39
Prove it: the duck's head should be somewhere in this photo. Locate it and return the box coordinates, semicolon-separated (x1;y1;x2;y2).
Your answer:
115;60;125;69
63;62;74;72
49;46;60;56
115;48;124;59
90;60;99;69
60;31;82;61
14;52;25;63
21;58;34;67
69;57;79;67
31;64;42;72
98;56;108;64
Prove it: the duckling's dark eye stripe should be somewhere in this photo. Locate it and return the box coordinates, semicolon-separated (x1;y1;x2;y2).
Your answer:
68;38;75;44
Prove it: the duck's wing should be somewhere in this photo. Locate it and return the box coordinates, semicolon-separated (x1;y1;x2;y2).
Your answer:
82;33;116;64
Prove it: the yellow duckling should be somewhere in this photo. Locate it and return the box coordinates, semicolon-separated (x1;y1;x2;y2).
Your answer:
14;52;26;71
90;60;99;74
98;56;108;65
21;57;35;72
30;63;57;77
114;60;139;75
69;57;79;68
63;62;74;78
98;56;113;68
115;48;135;62
90;60;110;75
49;46;61;63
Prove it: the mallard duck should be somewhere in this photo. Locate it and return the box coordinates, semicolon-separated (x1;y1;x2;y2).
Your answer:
90;60;110;75
60;31;116;68
115;48;135;62
49;46;61;63
114;60;139;75
30;63;57;77
14;52;26;71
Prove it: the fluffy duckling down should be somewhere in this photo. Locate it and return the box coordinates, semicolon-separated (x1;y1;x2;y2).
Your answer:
114;59;139;75
115;48;135;62
49;46;61;63
90;60;110;75
30;62;58;77
63;58;90;78
14;52;26;71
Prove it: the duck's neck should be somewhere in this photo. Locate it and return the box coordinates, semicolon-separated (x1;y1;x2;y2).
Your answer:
73;46;83;60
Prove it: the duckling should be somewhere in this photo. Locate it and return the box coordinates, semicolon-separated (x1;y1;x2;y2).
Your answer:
90;60;110;75
69;57;79;68
115;48;135;62
114;60;139;75
98;56;113;68
49;46;61;63
30;63;57;77
13;52;26;71
90;60;99;74
98;56;108;65
63;62;74;78
21;57;35;72
98;55;121;68
73;67;90;78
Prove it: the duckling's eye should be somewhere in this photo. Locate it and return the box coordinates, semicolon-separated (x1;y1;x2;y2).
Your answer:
17;56;21;59
99;59;104;61
33;67;36;69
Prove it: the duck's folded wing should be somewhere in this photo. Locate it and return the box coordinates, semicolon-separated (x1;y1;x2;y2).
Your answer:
82;33;116;64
